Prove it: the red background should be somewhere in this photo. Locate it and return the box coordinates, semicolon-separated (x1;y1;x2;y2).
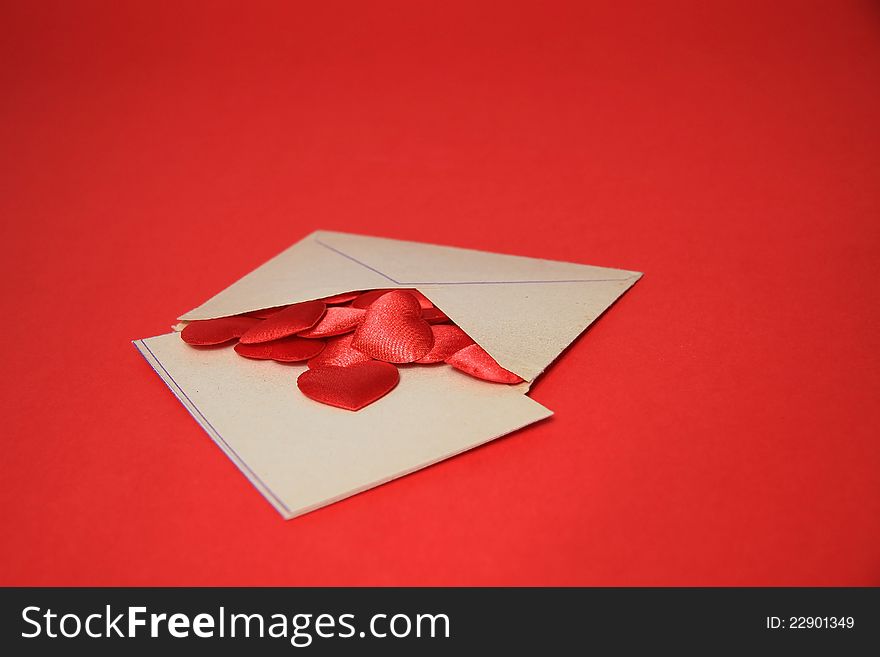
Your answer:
1;1;878;586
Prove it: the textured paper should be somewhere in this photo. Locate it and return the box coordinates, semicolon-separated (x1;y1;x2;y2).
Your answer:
137;231;641;518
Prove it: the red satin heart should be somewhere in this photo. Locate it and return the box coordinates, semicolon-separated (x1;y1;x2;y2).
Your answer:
307;334;373;368
416;324;474;363
445;343;524;384
297;362;400;411
182;289;525;407
407;290;435;309
319;291;361;304
352;288;434;310
239;300;326;344
421;307;450;324
180;316;262;345
350;290;389;309
242;305;288;319
297;307;365;338
351;290;434;363
234;336;325;362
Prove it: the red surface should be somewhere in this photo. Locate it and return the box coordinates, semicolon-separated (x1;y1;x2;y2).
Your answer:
1;1;878;586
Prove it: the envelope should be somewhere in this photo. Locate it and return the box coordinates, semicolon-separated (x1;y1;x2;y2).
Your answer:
134;230;641;518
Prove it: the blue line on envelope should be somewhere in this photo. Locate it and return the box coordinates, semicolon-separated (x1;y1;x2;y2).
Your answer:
136;339;292;517
314;239;636;285
316;239;401;283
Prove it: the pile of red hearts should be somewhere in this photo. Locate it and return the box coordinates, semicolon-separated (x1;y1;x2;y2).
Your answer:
180;289;523;410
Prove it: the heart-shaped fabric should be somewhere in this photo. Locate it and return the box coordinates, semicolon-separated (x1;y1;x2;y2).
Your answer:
242;305;289;319
421;307;451;324
352;288;434;310
234;336;325;362
416;325;474;363
351;290;434;363
446;343;524;384
239;300;326;344
180;316;262;345
298;362;400;411
308;334;373;368
297;307;365;338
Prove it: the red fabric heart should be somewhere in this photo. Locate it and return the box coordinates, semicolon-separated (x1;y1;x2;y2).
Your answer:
307;334;373;368
416;325;474;363
297;362;400;411
421;307;450;324
352;288;433;310
350;290;390;309
242;305;288;319
182;288;525;407
239;300;326;344
446;343;524;384
407;290;434;309
234;336;325;362
297;306;365;338
180;316;262;345
318;291;361;304
351;290;434;363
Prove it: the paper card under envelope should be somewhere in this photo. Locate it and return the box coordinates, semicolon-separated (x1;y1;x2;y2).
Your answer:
134;231;641;518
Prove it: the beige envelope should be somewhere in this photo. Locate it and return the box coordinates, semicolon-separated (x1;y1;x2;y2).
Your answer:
134;231;641;518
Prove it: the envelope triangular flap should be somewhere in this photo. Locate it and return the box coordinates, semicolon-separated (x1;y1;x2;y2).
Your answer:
313;232;641;383
178;230;641;384
421;279;639;383
316;231;636;284
179;236;396;320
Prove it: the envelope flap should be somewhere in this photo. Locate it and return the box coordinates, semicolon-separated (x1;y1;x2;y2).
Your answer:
179;235;395;320
178;231;641;384
316;230;637;284
421;278;641;383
